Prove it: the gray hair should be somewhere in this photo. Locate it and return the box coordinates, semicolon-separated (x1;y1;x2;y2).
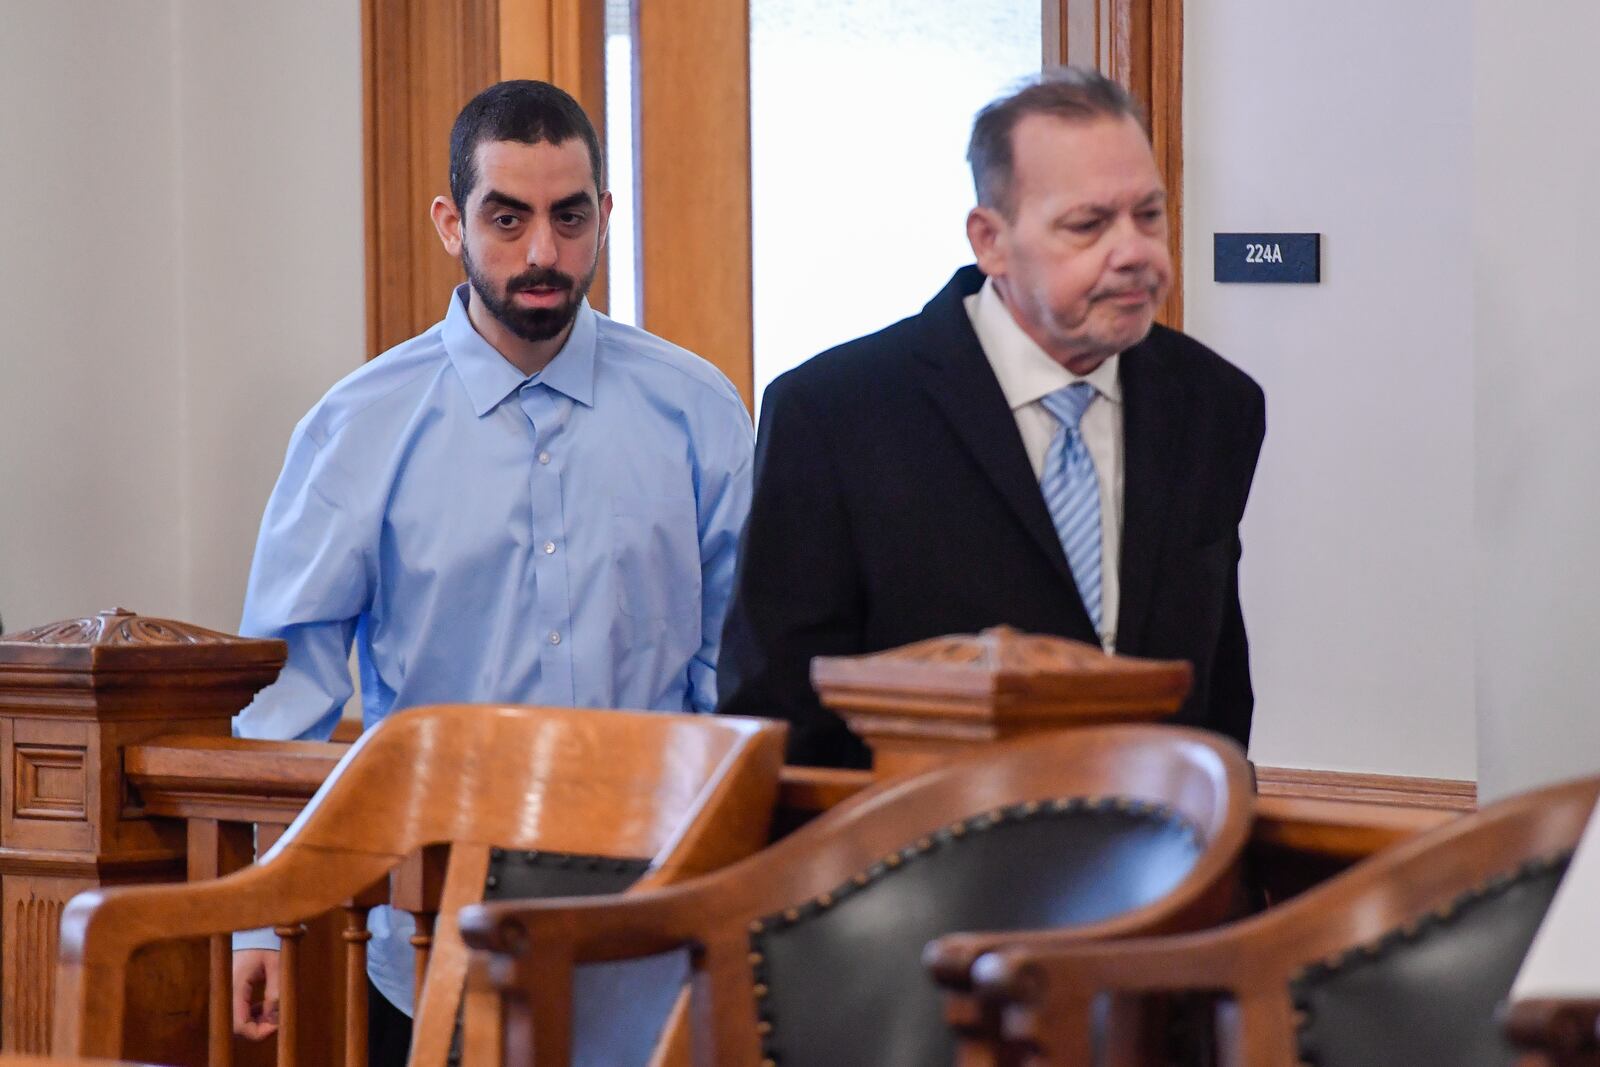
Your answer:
967;67;1145;217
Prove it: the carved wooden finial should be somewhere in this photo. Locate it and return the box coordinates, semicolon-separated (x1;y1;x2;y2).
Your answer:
0;609;287;704
811;628;1194;778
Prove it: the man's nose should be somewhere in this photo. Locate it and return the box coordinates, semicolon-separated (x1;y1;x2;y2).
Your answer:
1106;216;1158;271
525;221;558;268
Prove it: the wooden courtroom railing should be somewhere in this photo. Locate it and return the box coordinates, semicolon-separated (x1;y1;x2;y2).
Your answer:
1;610;1473;1064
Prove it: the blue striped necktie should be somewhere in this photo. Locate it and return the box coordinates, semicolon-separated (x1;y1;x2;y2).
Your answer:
1040;381;1103;631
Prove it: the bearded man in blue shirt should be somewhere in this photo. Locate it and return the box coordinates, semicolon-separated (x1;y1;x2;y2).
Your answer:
228;80;753;1061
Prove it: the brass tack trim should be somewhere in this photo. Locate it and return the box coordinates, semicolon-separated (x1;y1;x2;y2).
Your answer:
916;836;933;851
885;853;902;868
817;893;834;908
756;1021;772;1036
749;920;765;935
853;872;869;886
784;908;801;922
753;983;769;998
748;952;764;966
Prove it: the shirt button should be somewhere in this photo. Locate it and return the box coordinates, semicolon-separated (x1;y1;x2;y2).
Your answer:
538;451;551;465
548;631;561;646
543;541;556;555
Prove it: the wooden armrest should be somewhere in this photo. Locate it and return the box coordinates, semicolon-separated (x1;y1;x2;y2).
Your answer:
459;883;732;1067
967;927;1249;1006
458;881;712;964
1503;998;1600;1058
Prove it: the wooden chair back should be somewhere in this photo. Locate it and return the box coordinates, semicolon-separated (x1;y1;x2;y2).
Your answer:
52;703;787;1065
459;724;1254;1067
958;774;1600;1066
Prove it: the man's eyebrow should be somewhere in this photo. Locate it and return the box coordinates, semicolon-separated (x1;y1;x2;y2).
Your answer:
480;190;532;213
551;191;596;213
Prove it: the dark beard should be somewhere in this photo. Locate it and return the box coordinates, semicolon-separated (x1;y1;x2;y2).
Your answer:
462;241;597;344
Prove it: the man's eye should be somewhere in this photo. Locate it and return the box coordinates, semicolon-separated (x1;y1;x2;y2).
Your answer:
493;214;520;228
558;212;587;227
1066;220;1103;235
1139;209;1165;223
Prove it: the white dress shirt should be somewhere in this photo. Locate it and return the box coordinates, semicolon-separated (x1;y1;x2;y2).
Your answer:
964;277;1124;649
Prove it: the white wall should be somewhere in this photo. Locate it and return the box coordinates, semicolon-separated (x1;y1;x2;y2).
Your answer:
174;0;367;630
0;1;365;636
0;3;188;626
1185;1;1476;778
1473;2;1600;800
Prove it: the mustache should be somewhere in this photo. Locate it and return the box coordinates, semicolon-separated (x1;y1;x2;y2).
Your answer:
507;267;575;293
1090;279;1159;300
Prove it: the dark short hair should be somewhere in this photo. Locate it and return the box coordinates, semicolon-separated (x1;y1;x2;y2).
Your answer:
967;67;1145;217
449;80;605;209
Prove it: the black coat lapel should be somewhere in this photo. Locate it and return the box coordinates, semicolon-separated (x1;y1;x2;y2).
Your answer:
911;270;1090;619
1116;331;1188;653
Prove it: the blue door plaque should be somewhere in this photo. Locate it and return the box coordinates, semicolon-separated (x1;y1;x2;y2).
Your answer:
1214;233;1320;283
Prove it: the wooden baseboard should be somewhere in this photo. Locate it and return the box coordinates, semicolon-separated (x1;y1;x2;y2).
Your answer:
1254;765;1476;812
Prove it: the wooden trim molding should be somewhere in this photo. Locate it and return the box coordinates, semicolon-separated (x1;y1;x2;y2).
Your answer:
1050;0;1184;330
634;0;754;407
362;0;608;360
1254;765;1477;812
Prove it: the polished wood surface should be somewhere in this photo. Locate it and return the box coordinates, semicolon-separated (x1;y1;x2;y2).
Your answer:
1051;0;1185;331
461;725;1252;1066
813;627;1192;779
0;610;284;1059
961;774;1599;1065
54;703;786;1064
0;1056;153;1066
1505;997;1600;1066
635;0;754;407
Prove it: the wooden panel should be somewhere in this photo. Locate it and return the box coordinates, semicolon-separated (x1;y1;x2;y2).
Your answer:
635;0;754;407
3;882;66;1054
1051;0;1184;330
4;720;93;853
13;746;86;822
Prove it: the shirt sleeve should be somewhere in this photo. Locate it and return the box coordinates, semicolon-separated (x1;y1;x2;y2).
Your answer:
234;419;375;743
686;404;756;714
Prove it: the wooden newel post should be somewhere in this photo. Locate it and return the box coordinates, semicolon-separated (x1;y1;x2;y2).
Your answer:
810;626;1194;780
0;608;285;1055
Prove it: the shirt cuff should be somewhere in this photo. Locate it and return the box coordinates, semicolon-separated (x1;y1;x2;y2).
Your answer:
232;928;281;953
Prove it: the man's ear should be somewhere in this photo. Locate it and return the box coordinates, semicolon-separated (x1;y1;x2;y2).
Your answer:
430;195;464;257
966;205;1007;276
597;189;614;250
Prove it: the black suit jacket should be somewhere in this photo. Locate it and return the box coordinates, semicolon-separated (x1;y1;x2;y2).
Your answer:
718;267;1266;767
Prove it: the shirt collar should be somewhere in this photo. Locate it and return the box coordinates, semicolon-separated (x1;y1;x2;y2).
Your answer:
443;284;598;416
965;276;1121;411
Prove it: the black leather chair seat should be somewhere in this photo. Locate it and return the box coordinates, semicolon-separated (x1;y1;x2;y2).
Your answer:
752;796;1204;1067
1292;853;1572;1067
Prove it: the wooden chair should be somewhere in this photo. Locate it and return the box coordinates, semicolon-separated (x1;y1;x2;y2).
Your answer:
955;774;1600;1067
458;724;1254;1067
52;703;787;1066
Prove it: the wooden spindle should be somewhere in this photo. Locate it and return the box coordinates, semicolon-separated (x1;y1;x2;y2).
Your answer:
187;818;253;1067
343;905;373;1067
208;934;233;1067
409;913;436;1017
275;922;306;1067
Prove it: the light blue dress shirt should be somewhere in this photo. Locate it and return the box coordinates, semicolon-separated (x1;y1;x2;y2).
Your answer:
233;285;753;1013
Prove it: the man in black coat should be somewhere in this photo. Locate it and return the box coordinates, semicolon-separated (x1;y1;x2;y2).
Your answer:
718;69;1266;767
